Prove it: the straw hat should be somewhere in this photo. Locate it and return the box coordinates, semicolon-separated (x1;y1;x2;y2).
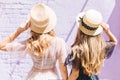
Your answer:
30;3;57;33
76;9;103;36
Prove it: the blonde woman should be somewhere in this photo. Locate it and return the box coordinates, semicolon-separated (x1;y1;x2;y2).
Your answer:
66;9;117;80
0;3;68;80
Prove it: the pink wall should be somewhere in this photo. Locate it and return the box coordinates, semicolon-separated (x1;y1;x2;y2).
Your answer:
99;0;120;80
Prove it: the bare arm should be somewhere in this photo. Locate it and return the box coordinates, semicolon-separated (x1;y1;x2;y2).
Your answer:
101;23;118;45
68;67;79;80
0;21;30;51
59;63;68;80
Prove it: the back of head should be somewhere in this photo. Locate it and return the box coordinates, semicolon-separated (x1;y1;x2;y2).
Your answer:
76;9;103;36
30;3;57;34
72;31;106;76
27;3;56;57
72;9;106;75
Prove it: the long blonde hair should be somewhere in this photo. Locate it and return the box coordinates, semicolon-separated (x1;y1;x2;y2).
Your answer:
71;29;106;76
27;30;55;57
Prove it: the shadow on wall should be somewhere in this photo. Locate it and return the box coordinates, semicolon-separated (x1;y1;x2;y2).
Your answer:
108;0;120;39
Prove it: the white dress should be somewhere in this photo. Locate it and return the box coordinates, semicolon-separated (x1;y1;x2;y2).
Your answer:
0;59;9;80
6;37;67;80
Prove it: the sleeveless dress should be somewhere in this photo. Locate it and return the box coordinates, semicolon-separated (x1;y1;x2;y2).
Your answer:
6;37;67;80
66;41;116;80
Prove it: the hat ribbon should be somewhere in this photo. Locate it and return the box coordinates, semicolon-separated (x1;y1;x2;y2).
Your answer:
80;17;98;31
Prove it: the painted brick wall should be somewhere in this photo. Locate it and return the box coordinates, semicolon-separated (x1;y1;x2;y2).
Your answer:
0;0;44;80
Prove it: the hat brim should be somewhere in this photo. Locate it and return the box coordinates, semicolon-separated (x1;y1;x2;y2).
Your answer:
30;4;57;33
76;12;103;36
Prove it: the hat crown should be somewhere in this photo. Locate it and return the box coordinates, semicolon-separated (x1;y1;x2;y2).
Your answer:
76;9;103;36
30;3;57;33
83;9;103;28
31;3;48;22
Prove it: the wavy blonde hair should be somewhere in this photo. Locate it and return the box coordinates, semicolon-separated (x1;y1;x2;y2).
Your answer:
71;29;106;76
27;30;55;57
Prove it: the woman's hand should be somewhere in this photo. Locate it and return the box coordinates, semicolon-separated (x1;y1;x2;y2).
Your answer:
68;67;79;80
0;19;31;51
100;23;117;44
100;23;109;32
17;20;30;34
59;63;68;80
